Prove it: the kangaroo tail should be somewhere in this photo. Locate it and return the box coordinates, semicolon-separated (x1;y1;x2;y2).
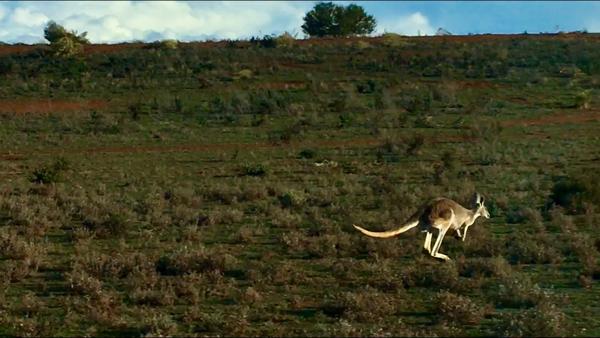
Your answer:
352;220;419;238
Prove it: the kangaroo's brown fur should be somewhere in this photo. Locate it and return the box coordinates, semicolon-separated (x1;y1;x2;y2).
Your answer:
353;193;490;261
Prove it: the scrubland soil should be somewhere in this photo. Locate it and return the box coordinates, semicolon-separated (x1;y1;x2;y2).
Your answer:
0;33;599;336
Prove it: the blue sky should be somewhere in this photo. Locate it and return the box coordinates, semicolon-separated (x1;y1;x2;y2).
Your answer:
362;1;600;35
0;1;598;44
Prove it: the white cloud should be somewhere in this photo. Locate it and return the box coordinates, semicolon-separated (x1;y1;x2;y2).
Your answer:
378;12;435;36
0;1;312;43
11;7;49;27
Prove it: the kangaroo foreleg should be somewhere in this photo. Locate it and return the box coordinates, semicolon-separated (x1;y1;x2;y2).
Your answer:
462;224;470;242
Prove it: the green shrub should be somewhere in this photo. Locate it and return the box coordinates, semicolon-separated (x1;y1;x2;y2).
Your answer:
375;138;402;163
65;268;103;296
52;36;85;57
155;246;236;276
575;89;592;109
278;190;306;208
298;148;316;159
250;35;277;48
381;32;410;47
128;283;176;307
493;275;548;308
86;111;121;134
403;261;459;290
568;233;600;278
29;158;68;184
498;301;569;337
356;79;378;94
549;174;600;214
322;290;396;322
242;163;267;177
275;32;296;48
398;89;432;114
505;207;543;228
406;134;425;156
44;21;89;57
462;225;503;257
305;233;354;258
236;69;253;80
550;176;586;212
159;39;178;50
435;291;485;325
458;256;512;278
0;229;45;282
468;118;503;142
82;211;129;238
136;308;178;337
329;94;348;113
505;234;562;264
73;250;145;280
268;122;304;144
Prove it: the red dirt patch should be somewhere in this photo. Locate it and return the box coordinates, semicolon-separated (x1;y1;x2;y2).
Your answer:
83;43;144;55
0;44;39;56
0;99;108;115
502;110;600;127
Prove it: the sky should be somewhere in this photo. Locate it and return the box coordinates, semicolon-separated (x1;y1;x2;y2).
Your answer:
0;1;599;44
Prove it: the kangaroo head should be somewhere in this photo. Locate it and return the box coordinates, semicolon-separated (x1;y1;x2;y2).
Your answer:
472;192;490;219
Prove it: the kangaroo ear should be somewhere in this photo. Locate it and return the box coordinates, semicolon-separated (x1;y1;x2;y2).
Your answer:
474;192;483;205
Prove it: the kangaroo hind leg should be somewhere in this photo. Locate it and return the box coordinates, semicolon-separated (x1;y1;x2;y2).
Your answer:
430;226;451;261
423;231;433;253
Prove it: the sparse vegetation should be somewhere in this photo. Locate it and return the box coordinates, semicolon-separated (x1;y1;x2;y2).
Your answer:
435;291;486;325
0;31;599;336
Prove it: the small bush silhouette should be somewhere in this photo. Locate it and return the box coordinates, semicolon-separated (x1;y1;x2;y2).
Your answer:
278;190;306;208
158;39;178;50
29;158;68;184
242;163;267;177
44;21;89;57
298;149;316;159
549;174;600;214
275;32;296;48
250;35;277;48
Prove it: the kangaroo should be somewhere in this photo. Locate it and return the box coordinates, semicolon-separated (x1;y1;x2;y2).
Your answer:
353;193;490;261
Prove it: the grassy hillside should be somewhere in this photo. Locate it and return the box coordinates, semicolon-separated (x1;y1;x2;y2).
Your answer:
1;33;600;336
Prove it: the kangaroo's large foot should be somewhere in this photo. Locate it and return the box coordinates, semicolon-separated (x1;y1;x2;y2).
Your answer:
433;252;451;261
